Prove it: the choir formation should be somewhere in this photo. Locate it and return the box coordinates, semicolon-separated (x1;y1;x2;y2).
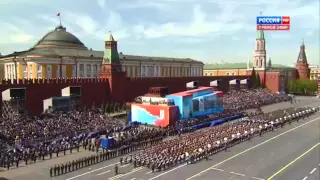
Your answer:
0;88;317;177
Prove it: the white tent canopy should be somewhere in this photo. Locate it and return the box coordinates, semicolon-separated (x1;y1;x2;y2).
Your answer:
229;79;237;85
210;80;219;87
240;79;249;85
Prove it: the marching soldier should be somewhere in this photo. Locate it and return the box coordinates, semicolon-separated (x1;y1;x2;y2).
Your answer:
114;164;119;175
68;162;71;172
151;163;155;172
50;166;53;177
57;164;60;175
120;156;123;165
53;165;57;176
259;125;263;136
60;163;64;174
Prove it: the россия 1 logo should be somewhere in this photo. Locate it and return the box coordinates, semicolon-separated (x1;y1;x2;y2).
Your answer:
256;16;290;31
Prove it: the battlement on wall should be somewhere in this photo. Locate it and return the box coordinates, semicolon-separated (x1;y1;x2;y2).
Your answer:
0;77;109;85
127;75;249;81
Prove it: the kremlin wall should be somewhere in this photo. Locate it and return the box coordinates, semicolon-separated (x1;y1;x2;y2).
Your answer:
0;75;246;116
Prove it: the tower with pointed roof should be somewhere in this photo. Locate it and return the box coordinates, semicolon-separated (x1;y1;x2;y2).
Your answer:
253;30;266;70
295;38;310;80
99;32;126;101
268;57;272;69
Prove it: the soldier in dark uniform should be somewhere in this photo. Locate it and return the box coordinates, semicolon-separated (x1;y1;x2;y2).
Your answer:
57;164;60;175
56;148;59;157
53;165;57;176
72;160;75;171
120;157;123;165
205;151;209;161
133;159;137;168
60;163;64;174
15;157;19;168
63;146;66;156
42;151;45;160
50;166;53;177
114;164;119;175
68;162;71;172
151;163;155;172
64;163;68;173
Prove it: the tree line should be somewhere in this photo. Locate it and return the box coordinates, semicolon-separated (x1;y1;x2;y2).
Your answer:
287;79;318;95
250;67;262;88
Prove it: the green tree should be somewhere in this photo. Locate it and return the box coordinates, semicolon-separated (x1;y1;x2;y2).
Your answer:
287;79;318;95
250;67;257;88
104;103;109;113
121;103;126;111
256;73;261;88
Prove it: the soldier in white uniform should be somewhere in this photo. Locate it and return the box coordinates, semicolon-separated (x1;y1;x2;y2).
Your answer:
259;125;263;136
224;137;228;151
270;121;274;131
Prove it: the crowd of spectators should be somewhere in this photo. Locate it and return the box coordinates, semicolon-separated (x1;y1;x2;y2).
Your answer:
0;107;165;170
176;88;291;129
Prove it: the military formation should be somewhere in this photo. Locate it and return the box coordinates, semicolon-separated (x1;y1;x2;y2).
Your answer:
49;136;163;177
122;107;317;172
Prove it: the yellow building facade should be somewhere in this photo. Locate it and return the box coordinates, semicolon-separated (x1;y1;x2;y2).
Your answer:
0;25;203;79
309;65;320;80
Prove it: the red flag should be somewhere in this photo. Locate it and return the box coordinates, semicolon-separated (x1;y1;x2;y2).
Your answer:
57;12;60;16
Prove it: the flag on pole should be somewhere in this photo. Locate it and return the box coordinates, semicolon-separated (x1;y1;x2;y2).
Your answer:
57;12;60;16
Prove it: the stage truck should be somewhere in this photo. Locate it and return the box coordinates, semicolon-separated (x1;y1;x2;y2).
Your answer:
129;86;223;127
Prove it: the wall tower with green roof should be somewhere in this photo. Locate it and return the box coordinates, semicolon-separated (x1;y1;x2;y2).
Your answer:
99;32;126;102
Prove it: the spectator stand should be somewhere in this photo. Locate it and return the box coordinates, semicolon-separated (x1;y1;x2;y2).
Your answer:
62;86;82;111
1;88;26;119
240;79;252;89
210;80;221;91
229;79;240;90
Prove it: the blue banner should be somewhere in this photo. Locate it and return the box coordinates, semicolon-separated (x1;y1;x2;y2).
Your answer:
257;16;282;24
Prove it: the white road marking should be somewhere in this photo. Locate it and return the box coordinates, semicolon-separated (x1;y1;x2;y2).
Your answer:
185;117;320;180
121;164;129;167
309;168;316;174
302;176;308;180
66;162;119;180
148;164;186;180
109;167;144;180
130;178;136;180
252;177;264;180
211;167;224;171
97;170;110;176
146;171;152;174
230;172;245;176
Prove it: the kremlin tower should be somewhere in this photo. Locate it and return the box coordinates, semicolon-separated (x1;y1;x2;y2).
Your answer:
295;39;310;80
253;30;267;70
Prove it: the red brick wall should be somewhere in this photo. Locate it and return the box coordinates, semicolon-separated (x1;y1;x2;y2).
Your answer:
0;75;250;116
0;78;110;116
121;76;249;102
258;72;280;93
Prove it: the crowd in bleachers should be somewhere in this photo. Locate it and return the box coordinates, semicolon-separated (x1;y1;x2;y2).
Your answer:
223;89;291;110
0;107;166;170
176;88;291;129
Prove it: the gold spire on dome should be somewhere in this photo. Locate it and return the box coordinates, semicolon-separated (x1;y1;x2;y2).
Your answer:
109;31;115;41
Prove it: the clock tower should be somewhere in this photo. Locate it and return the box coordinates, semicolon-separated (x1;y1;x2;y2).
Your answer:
99;32;126;101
